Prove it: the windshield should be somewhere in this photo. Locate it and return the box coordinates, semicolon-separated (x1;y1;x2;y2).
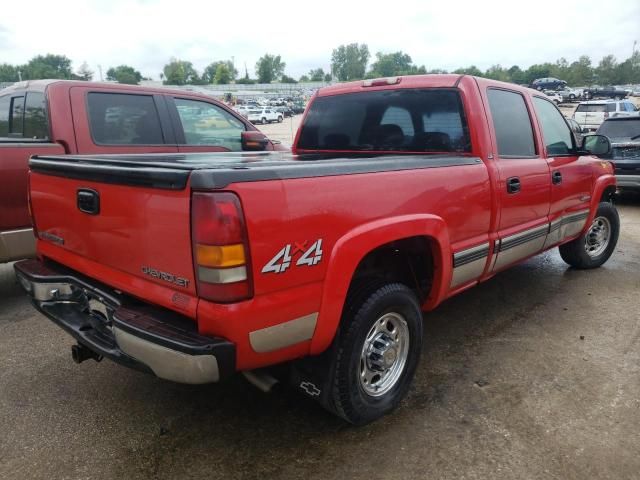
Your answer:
297;89;471;153
598;119;640;139
576;104;606;113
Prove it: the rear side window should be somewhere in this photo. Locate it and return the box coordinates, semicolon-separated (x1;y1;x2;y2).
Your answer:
23;92;48;139
0;95;9;136
532;97;574;155
297;89;471;153
9;96;24;135
607;103;617;113
87;92;164;145
174;98;245;150
487;89;536;157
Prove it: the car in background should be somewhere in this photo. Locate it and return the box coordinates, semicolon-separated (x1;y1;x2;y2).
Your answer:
583;86;629;100
246;107;283;124
572;100;639;132
557;87;582;102
275;106;293;118
545;91;563;104
566;118;584;145
530;77;567;90
291;103;306;114
596;117;640;191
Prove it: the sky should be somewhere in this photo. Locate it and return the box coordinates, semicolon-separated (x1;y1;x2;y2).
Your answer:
0;0;638;80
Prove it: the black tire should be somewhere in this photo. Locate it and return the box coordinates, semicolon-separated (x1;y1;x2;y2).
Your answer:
329;282;423;425
569;94;576;100
278;116;283;123
559;202;619;269
261;117;267;124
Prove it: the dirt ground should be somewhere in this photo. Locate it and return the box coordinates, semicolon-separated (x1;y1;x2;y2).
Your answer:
1;195;639;479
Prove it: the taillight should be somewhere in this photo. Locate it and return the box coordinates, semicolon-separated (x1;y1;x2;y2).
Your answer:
191;192;252;303
27;171;38;239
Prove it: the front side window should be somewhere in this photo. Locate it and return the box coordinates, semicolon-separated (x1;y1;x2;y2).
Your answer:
487;89;536;157
23;92;49;140
174;98;245;150
297;89;471;153
87;92;164;145
533;97;574;156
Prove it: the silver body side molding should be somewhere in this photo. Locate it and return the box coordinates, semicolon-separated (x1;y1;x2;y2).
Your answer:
249;312;319;353
0;228;36;263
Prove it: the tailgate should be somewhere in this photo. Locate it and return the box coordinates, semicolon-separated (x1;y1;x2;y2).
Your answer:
29;156;197;299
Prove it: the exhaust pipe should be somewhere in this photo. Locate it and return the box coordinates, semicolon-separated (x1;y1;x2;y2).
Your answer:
242;370;279;393
71;344;103;364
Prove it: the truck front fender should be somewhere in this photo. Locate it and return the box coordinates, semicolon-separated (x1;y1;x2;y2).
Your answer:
310;214;450;355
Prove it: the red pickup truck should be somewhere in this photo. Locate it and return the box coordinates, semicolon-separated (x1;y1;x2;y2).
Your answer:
0;80;282;263
15;75;619;424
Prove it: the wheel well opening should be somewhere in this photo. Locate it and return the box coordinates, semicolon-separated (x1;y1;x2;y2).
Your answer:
601;186;617;203
349;236;434;303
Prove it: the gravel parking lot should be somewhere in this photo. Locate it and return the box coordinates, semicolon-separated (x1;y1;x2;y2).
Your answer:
1;194;639;479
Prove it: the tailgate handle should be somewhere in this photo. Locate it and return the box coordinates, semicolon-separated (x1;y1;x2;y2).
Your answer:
77;189;100;215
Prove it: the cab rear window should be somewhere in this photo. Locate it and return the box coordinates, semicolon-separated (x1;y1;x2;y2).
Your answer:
297;89;471;153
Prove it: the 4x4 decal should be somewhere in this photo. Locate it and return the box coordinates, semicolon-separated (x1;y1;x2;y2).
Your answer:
262;239;323;274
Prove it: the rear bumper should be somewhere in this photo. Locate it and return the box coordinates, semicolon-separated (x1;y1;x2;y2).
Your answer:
13;259;235;384
616;174;640;189
0;227;36;263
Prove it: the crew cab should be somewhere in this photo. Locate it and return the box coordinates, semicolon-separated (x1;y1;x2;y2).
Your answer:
0;80;284;263
15;75;619;425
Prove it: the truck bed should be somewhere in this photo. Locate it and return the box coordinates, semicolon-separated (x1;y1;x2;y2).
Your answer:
31;151;482;190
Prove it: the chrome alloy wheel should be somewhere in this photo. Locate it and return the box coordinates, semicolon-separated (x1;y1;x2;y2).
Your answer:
584;216;611;258
359;312;410;397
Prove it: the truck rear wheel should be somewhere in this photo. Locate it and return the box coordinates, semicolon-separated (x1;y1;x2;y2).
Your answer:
559;202;619;269
329;282;423;425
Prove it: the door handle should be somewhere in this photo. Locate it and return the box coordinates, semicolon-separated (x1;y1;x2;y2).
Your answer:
552;171;563;184
506;177;521;194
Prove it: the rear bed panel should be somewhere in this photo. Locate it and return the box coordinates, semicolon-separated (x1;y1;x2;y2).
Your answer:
30;172;197;308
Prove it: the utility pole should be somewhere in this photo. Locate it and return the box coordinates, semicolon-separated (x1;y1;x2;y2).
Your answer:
98;65;103;82
18;70;22;82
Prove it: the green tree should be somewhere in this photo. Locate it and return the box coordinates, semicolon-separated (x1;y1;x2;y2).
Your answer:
484;64;509;82
236;77;256;84
508;65;526;84
299;74;310;82
452;65;483;76
163;58;199;85
524;63;553;84
308;68;325;81
324;73;332;82
106;65;143;85
75;61;93;81
23;54;73;80
203;60;237;83
255;54;285;83
369;51;414;77
566;56;593;86
214;63;232;84
0;63;19;82
596;54;619;85
331;43;370;81
280;74;297;83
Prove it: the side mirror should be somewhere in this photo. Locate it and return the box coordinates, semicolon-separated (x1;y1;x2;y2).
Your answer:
241;131;270;151
580;134;611;156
